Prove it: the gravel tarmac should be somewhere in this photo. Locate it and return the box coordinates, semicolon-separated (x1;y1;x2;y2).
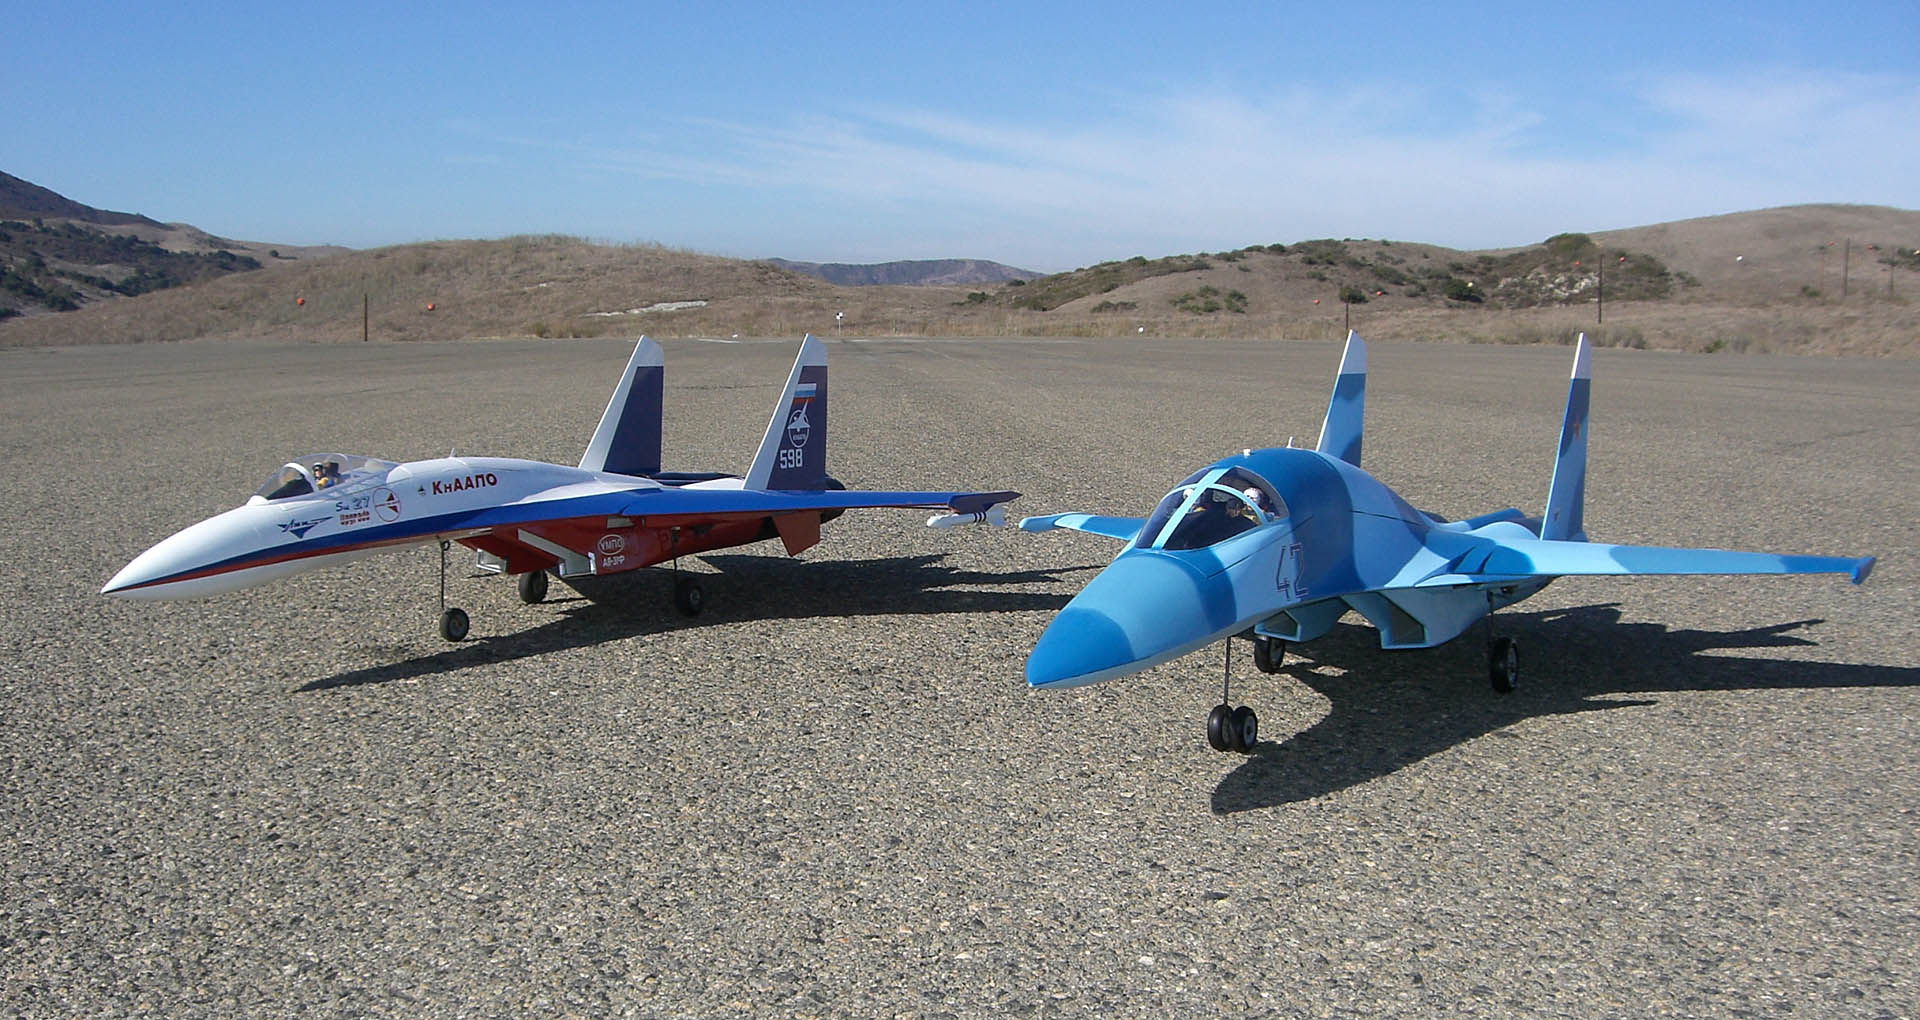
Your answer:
3;335;1916;1018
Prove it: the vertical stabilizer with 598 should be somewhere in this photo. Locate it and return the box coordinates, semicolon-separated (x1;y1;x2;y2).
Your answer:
1019;333;1874;755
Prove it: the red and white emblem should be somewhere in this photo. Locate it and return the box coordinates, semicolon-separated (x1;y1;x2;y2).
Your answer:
373;488;402;522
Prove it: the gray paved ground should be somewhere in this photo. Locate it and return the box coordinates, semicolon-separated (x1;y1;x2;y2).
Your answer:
3;335;1916;1018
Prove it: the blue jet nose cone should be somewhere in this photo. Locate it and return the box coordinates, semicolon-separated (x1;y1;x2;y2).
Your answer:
1025;606;1136;689
1024;550;1239;689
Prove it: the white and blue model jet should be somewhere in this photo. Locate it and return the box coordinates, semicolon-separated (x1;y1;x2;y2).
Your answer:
104;335;1017;642
1020;333;1876;753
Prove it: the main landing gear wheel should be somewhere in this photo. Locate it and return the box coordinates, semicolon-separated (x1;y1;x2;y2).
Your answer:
517;570;549;605
1488;636;1519;694
1252;634;1286;674
673;577;704;617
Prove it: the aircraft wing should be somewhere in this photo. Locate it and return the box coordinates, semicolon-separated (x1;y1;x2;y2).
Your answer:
1017;513;1146;543
623;486;1018;521
444;486;1021;532
1417;536;1875;587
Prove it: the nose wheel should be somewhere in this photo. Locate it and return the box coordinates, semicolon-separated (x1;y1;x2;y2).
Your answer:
1206;636;1265;753
435;540;468;642
1206;703;1259;753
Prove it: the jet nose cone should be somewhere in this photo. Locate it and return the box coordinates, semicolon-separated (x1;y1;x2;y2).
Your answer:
1026;606;1136;689
101;557;152;597
102;533;197;599
1024;551;1239;689
102;507;265;599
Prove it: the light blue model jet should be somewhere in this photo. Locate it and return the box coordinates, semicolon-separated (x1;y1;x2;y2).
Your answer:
1019;333;1876;753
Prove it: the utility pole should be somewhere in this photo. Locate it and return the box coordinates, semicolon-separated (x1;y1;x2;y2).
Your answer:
1842;238;1851;298
1596;255;1604;324
363;293;369;342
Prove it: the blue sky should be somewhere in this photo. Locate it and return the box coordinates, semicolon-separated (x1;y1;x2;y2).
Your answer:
8;0;1917;270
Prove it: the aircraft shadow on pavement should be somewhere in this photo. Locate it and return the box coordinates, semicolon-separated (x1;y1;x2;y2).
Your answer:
1210;603;1920;815
300;553;1079;692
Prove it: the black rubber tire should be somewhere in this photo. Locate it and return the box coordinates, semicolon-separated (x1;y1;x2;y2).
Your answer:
1206;704;1233;752
673;577;704;617
1231;705;1258;752
516;570;548;605
1489;636;1518;694
1252;635;1286;674
438;607;470;642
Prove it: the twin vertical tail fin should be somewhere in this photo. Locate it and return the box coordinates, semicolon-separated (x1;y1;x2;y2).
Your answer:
579;337;665;476
744;334;830;491
1315;331;1367;466
1542;334;1592;541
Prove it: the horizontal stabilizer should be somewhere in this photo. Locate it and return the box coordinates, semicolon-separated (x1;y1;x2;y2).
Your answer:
1018;513;1146;543
1424;536;1874;586
950;490;1022;515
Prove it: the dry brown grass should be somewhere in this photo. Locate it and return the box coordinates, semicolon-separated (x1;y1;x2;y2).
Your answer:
4;206;1916;355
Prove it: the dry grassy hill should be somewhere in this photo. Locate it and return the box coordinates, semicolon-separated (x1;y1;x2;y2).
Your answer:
2;206;1915;355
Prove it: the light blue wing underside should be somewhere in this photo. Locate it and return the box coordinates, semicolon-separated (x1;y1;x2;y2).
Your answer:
1419;536;1875;587
1019;514;1146;543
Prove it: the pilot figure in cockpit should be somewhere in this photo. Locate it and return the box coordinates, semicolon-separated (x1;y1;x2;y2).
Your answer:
313;461;339;490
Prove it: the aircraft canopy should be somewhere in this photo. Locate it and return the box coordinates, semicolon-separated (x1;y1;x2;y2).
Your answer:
1137;466;1287;551
252;453;397;502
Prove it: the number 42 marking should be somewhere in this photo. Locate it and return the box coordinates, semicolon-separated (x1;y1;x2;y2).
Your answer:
1276;543;1308;600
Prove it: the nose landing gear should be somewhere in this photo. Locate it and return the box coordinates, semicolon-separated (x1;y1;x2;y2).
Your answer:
1207;636;1274;753
435;540;469;641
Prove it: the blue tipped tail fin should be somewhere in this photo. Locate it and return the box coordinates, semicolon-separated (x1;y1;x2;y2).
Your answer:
744;335;829;491
1315;331;1366;466
579;337;665;476
1542;334;1592;541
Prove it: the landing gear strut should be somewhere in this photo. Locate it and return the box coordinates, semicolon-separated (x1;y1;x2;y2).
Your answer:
436;540;469;641
1485;595;1517;694
1488;635;1518;694
1206;638;1260;753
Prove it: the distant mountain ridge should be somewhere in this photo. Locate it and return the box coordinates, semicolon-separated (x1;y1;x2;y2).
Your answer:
1;171;344;320
3;175;1914;356
765;257;1040;286
0;171;159;227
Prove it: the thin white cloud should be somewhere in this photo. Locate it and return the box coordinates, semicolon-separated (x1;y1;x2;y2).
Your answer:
457;68;1920;268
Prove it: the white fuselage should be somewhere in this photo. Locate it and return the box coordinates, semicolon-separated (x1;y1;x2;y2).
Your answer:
103;456;678;599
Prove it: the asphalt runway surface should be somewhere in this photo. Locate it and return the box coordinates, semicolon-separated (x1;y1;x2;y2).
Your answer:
4;335;1916;1017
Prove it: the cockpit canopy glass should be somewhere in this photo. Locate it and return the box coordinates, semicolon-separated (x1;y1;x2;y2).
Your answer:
251;453;397;502
1135;466;1287;551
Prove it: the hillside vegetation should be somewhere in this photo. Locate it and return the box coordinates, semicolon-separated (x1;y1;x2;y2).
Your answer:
2;205;1916;356
1;220;262;315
